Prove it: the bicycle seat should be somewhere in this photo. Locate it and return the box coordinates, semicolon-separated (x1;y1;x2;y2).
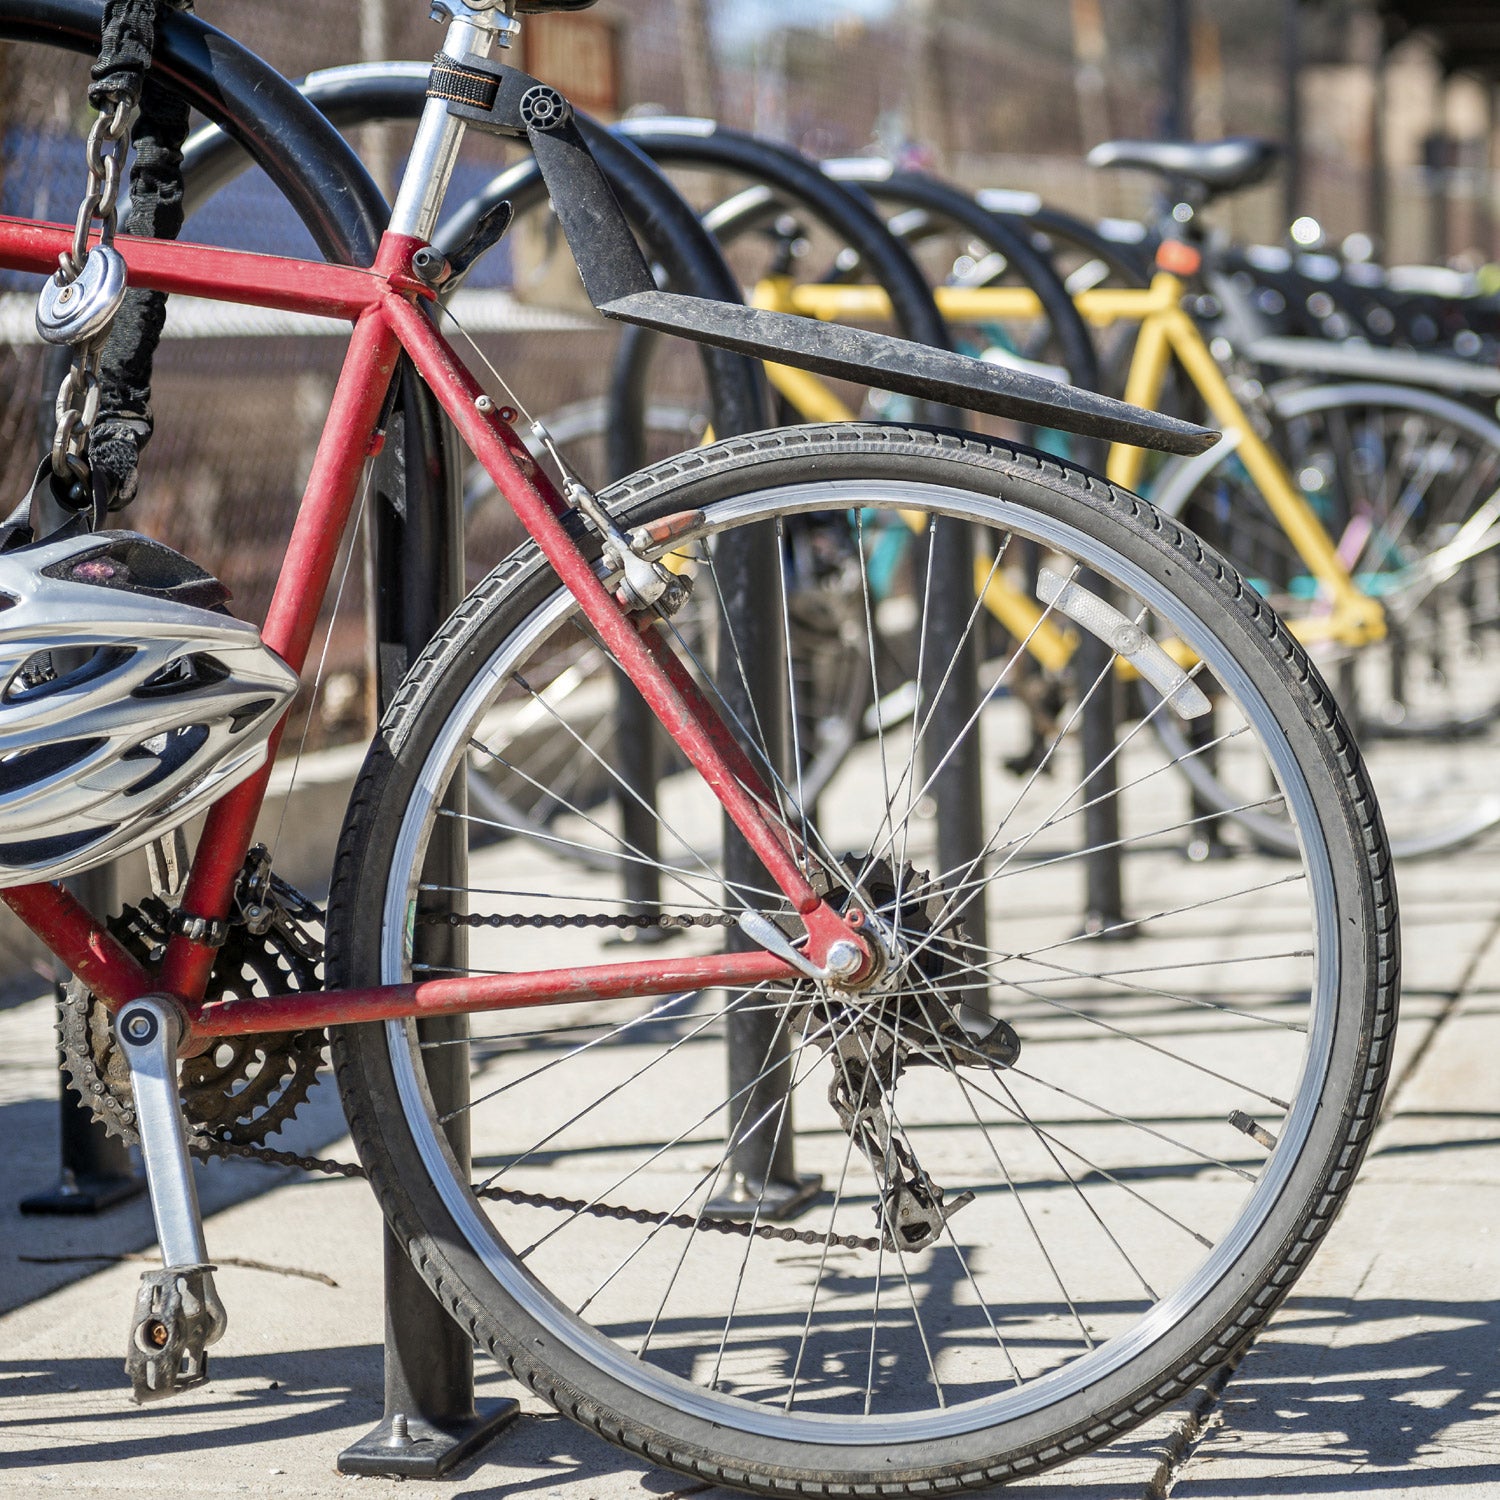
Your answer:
517;1;599;10
1087;137;1281;197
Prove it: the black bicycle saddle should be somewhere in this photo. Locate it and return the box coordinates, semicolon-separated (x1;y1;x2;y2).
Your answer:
1087;136;1281;197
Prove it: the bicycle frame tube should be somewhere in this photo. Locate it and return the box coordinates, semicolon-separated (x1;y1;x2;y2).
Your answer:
784;273;1387;647
0;214;864;1033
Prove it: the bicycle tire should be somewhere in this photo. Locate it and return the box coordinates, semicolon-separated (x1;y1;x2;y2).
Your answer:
1145;379;1500;858
329;423;1396;1494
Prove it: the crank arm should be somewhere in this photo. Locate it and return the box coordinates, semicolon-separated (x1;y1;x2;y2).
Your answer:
116;996;227;1402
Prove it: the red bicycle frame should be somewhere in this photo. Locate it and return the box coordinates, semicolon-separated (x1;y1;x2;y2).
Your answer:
0;214;870;1043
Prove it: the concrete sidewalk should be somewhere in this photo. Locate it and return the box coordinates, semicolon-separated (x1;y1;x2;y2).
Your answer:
2;835;1498;1499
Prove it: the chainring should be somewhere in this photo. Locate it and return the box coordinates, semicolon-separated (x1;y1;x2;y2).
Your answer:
60;892;325;1147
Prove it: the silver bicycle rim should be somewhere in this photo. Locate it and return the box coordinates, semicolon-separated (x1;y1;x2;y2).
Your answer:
375;478;1341;1444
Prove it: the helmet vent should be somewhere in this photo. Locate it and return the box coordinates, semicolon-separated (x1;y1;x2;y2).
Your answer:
121;724;211;793
0;737;106;796
43;535;230;612
229;697;276;733
136;654;231;699
5;647;135;703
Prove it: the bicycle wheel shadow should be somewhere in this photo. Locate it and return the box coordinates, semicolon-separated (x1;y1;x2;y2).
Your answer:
1168;1290;1500;1496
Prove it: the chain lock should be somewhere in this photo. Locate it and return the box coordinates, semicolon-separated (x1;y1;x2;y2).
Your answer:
37;95;138;502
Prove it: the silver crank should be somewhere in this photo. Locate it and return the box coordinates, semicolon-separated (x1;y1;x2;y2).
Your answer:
115;995;227;1402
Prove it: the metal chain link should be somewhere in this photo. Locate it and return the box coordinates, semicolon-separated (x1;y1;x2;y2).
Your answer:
421;908;738;931
50;96;137;487
189;1129;878;1253
190;901;876;1252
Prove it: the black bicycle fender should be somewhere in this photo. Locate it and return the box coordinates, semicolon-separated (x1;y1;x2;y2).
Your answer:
443;59;1216;457
599;291;1218;457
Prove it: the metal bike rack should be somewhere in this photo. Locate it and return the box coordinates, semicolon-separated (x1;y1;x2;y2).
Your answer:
0;5;508;1477
18;344;144;1218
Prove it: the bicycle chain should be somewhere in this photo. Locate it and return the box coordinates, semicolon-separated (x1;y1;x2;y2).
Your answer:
421;909;738;931
192;905;879;1253
190;1129;877;1253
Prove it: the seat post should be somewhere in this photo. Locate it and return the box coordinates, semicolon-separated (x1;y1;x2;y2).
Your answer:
387;1;518;244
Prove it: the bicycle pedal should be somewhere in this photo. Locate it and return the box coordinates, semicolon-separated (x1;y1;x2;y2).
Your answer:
126;1262;226;1403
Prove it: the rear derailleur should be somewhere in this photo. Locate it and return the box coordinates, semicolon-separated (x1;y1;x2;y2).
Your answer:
787;857;1021;1253
825;1028;975;1254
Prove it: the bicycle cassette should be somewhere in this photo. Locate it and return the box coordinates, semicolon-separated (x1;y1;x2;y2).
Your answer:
60;887;325;1147
804;855;1019;1071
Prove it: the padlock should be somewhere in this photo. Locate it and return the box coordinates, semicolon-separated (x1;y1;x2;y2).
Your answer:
35;243;129;346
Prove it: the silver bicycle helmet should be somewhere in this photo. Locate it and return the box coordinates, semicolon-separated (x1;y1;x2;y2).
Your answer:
0;529;300;886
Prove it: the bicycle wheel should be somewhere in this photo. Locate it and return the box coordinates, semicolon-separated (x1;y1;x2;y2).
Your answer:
329;424;1395;1493
1147;380;1500;857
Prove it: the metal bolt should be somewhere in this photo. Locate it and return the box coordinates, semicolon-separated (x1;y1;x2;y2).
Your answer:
475;394;495;414
124;1012;152;1040
824;939;865;981
410;246;448;286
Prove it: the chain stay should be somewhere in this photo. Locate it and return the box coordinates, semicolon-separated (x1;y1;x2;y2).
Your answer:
169;892;872;1249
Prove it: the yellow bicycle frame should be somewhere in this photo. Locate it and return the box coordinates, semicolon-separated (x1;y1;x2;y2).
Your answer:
760;272;1388;653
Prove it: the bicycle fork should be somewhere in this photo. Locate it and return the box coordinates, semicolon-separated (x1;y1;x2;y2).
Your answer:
115;995;226;1402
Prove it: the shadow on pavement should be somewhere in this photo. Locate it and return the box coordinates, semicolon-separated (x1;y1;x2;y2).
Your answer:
1183;1292;1500;1495
0;1342;383;1462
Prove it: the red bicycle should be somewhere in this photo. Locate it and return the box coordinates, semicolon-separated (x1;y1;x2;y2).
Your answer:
0;1;1396;1492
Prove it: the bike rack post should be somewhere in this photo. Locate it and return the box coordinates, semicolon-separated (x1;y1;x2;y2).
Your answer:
1077;613;1129;934
1074;435;1131;938
605;285;666;930
1185;703;1231;862
338;375;521;1477
920;505;991;977
19;864;144;1217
